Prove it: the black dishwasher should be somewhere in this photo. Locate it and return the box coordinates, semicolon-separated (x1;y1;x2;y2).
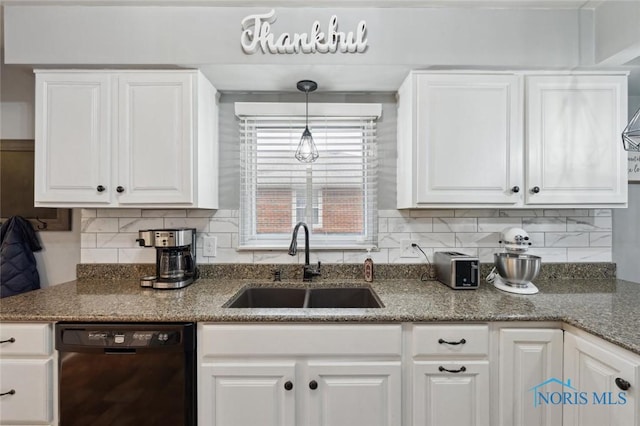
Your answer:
55;323;196;426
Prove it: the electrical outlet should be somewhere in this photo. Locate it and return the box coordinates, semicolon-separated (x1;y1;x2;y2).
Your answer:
400;239;420;258
203;236;217;257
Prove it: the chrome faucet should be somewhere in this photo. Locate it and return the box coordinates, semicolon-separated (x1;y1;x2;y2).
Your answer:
288;222;321;282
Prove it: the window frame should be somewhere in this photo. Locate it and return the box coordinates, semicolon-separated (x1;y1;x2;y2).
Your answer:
236;102;381;250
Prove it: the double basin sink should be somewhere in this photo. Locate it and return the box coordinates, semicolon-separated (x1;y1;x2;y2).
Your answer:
225;285;383;309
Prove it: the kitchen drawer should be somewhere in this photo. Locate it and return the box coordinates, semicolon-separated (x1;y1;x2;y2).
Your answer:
0;359;54;424
199;324;402;357
411;324;489;357
0;323;52;356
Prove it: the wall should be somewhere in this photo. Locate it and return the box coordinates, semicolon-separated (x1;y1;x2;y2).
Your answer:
1;5;634;279
1;62;80;286
612;95;640;282
4;6;581;68
80;207;613;265
79;93;613;266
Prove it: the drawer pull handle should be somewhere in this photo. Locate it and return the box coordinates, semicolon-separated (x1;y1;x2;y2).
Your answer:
0;338;15;344
615;378;631;391
0;389;16;397
439;366;467;374
438;338;466;345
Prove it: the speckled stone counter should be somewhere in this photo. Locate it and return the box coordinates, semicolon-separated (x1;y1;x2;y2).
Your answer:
1;276;639;355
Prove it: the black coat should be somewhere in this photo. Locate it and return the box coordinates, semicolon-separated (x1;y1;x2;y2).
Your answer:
1;216;42;298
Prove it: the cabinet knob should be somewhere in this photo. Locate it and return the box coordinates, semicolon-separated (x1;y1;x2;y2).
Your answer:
615;377;631;391
284;381;293;391
309;380;318;390
438;366;467;374
511;186;520;193
531;186;540;194
116;186;125;193
0;338;15;344
96;185;106;192
0;389;15;397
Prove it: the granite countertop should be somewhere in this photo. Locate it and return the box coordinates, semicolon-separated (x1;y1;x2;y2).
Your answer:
1;276;640;355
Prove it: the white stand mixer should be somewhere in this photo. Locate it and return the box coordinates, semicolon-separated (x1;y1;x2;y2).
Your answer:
487;227;541;295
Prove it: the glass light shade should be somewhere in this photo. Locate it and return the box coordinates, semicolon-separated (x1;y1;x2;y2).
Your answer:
622;107;640;152
295;126;319;163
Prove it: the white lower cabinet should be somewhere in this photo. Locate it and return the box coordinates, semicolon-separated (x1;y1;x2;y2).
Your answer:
3;321;632;426
410;324;491;426
305;361;401;426
198;324;402;426
413;361;490;426
563;329;639;426
498;328;563;426
200;361;296;426
0;323;56;426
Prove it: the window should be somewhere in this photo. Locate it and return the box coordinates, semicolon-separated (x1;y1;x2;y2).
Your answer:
237;103;380;249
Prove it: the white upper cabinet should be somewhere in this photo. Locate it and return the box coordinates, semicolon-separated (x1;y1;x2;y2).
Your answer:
34;70;218;209
397;71;628;209
526;75;627;206
34;73;112;205
399;73;522;207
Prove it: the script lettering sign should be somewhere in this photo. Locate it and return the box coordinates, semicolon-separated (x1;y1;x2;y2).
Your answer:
241;10;368;54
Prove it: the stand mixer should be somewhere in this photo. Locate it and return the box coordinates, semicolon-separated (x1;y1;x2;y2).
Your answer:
487;227;541;295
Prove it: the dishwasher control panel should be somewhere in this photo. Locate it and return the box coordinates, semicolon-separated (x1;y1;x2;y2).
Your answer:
66;329;181;347
55;323;194;351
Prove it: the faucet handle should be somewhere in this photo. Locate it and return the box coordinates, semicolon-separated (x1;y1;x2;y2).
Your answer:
316;261;321;272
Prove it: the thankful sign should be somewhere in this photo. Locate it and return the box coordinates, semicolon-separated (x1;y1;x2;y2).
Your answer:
240;10;368;54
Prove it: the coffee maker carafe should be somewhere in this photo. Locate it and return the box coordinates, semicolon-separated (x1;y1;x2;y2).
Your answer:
136;228;198;289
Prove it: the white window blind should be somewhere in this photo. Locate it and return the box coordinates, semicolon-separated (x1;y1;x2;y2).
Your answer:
238;105;379;249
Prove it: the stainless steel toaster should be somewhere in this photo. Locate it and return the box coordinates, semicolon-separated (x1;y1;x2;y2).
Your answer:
434;251;479;289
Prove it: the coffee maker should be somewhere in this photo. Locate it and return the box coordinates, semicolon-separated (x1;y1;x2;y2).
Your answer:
136;228;198;289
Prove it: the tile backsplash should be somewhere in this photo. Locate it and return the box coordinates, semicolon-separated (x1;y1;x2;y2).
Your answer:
80;208;612;264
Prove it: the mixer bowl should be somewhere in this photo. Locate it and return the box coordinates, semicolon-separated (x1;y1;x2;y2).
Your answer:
494;253;541;285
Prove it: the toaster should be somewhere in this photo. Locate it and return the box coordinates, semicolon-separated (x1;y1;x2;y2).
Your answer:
434;251;480;289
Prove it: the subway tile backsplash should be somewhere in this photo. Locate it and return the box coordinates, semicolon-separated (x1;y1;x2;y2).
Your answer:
79;208;613;264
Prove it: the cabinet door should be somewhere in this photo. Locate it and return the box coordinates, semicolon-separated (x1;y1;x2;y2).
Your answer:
526;75;627;205
306;361;401;426
117;73;194;205
199;361;296;426
498;328;563;426
0;359;54;424
563;332;638;426
413;361;489;426
35;72;112;205
415;74;522;205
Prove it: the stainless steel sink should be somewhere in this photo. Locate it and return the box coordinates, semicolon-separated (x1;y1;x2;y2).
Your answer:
225;286;383;309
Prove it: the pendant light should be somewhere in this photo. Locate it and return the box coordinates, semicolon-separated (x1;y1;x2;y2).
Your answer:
295;80;319;163
622;107;640;152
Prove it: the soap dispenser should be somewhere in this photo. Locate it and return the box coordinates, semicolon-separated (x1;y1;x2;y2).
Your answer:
364;248;374;282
